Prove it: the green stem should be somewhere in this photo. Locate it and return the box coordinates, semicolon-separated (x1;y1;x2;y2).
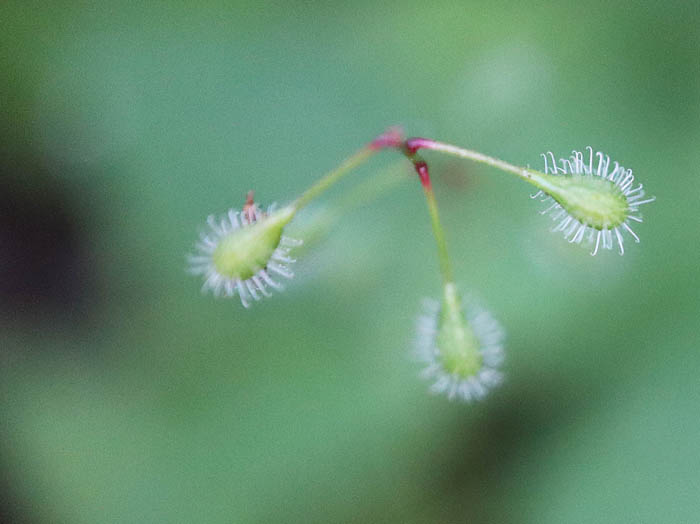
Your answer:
405;137;566;197
407;139;527;178
423;184;454;284
286;161;410;252
333;160;409;212
400;147;455;285
292;146;378;211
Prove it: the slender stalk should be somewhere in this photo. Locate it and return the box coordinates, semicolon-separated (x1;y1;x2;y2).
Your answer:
328;160;409;221
291;132;547;287
293;146;378;211
401;150;454;284
291;129;405;212
405;137;568;198
406;137;532;181
422;182;454;284
286;161;410;252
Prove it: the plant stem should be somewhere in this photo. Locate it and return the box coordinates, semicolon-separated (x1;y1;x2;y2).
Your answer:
286;161;410;252
423;181;454;284
401;149;454;284
291;132;549;287
405;137;567;197
293;146;378;211
328;160;409;221
291;129;405;212
406;137;532;181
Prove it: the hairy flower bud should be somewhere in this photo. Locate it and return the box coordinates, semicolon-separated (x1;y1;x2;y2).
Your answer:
530;148;655;255
188;202;301;307
415;283;505;402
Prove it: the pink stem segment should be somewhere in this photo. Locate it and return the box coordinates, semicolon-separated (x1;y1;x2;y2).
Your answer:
368;129;437;189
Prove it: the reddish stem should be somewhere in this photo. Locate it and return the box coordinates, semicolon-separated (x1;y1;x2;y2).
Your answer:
413;161;431;189
405;137;437;155
369;129;435;188
368;127;405;150
369;129;451;280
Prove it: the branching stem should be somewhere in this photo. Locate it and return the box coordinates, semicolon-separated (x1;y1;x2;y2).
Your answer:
399;146;454;285
291;130;546;287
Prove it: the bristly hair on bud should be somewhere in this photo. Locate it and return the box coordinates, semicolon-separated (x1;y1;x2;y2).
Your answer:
187;192;302;308
414;283;505;402
530;147;655;255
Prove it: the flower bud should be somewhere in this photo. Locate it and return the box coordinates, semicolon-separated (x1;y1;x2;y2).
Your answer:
188;202;301;307
415;283;505;402
530;148;655;255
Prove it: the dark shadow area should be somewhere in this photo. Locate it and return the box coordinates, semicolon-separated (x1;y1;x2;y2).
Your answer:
0;494;31;524
0;459;33;524
0;149;97;334
424;373;592;524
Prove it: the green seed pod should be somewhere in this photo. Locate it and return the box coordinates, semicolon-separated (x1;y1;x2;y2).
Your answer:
415;283;505;402
530;148;655;255
188;203;301;307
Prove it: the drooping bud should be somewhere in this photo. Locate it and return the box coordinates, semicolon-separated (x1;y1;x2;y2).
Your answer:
415;283;505;402
188;198;301;308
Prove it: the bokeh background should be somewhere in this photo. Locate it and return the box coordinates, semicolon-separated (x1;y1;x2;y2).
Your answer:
2;1;699;522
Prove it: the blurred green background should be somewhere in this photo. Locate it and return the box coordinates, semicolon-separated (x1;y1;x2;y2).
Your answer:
1;1;699;522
